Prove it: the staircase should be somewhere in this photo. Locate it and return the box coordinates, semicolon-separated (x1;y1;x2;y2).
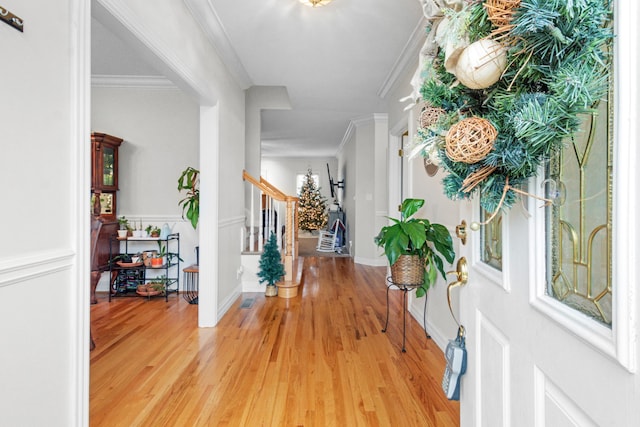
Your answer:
242;170;301;297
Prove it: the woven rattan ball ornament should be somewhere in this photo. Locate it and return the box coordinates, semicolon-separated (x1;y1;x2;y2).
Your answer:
484;0;521;28
445;117;497;164
419;106;445;129
455;39;507;89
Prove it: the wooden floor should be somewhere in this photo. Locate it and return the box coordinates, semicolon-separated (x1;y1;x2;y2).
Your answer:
90;257;459;426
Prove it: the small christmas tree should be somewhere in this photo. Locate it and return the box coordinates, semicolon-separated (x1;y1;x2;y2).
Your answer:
298;169;328;231
257;232;286;295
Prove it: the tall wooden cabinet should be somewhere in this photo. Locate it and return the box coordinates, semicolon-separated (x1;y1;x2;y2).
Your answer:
91;132;123;218
91;132;123;303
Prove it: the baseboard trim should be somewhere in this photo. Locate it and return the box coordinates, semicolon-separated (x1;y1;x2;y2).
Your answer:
353;256;387;267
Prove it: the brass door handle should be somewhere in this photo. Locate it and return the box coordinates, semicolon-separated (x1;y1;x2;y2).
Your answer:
447;257;468;285
447;257;468;329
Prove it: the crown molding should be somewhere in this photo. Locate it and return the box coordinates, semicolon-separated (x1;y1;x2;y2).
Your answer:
377;16;427;99
183;0;253;90
91;74;177;89
336;113;388;155
95;0;215;103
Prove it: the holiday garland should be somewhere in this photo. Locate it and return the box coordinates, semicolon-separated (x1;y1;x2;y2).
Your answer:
414;0;613;213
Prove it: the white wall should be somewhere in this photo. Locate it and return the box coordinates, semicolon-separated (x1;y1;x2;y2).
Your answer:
0;1;89;425
0;0;248;423
92;86;200;277
261;157;337;202
245;86;292;231
383;34;461;351
94;0;248;327
336;115;388;265
338;130;357;255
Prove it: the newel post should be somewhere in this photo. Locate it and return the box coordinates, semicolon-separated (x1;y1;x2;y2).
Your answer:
284;197;294;281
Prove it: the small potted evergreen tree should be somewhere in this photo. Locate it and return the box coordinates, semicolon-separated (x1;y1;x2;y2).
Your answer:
257;232;286;297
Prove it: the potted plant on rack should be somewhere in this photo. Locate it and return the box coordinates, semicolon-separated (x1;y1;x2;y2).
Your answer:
257;232;286;297
117;216;129;239
146;225;161;238
137;275;168;297
375;198;456;297
133;219;144;238
150;243;166;268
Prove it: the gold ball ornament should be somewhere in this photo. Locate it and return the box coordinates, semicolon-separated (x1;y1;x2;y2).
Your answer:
445;117;498;164
455;39;507;90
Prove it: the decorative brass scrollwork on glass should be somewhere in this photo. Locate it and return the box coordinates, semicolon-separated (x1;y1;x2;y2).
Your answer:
480;208;502;271
545;80;613;326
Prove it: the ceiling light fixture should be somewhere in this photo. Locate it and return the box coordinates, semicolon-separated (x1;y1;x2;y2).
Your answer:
299;0;334;7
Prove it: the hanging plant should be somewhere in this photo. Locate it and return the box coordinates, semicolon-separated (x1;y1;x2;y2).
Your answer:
417;0;613;213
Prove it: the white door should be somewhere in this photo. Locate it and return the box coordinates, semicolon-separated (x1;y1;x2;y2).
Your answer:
456;3;640;425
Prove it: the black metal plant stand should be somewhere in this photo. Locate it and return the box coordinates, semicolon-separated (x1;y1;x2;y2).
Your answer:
381;277;429;352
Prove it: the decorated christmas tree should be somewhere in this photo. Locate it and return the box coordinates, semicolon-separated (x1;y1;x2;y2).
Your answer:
257;232;286;292
298;169;328;231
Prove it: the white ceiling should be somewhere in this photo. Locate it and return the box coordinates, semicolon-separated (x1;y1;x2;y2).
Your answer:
91;0;424;157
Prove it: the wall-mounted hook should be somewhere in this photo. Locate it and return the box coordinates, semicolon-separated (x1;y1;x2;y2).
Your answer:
0;5;23;32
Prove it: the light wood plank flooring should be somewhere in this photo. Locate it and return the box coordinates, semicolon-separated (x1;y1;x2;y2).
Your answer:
90;257;459;426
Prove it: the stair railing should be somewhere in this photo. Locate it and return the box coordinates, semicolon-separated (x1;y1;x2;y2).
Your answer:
243;170;299;281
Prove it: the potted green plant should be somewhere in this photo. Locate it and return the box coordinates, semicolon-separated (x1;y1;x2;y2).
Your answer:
117;216;129;239
375;198;455;297
178;166;199;229
150;242;166;267
133;219;144;238
146;225;161;238
137;275;168;296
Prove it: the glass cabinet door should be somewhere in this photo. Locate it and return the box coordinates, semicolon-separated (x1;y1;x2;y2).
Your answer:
91;132;122;192
102;146;115;187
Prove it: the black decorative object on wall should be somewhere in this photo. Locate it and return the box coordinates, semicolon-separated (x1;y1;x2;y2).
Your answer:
326;163;344;199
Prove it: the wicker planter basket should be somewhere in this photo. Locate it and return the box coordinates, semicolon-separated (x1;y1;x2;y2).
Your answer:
390;255;425;286
265;285;278;297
